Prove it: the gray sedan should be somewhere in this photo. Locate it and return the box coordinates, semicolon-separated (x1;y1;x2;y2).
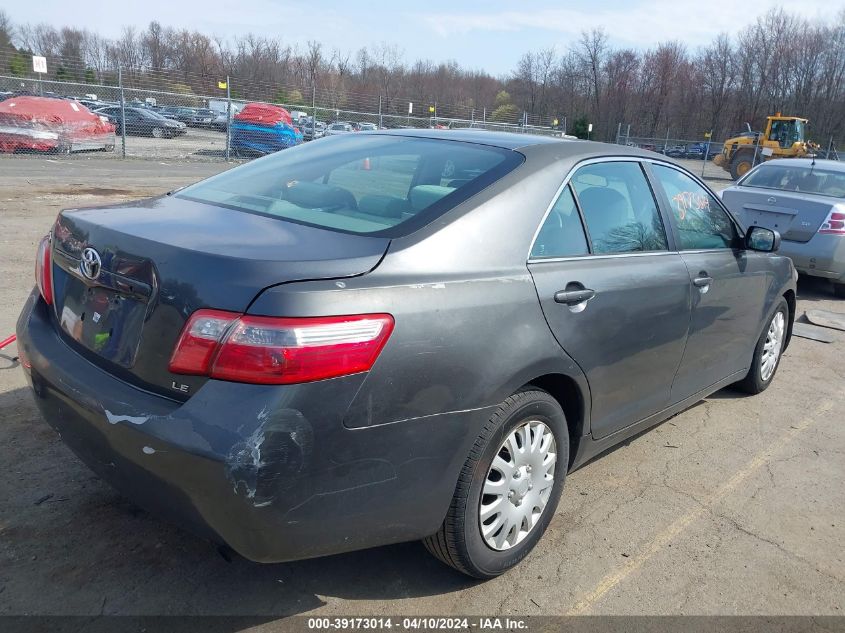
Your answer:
17;131;795;578
721;158;845;297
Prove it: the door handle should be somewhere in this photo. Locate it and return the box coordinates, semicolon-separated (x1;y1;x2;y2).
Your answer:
554;288;596;305
693;276;713;288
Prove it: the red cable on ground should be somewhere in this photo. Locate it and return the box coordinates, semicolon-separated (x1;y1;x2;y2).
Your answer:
0;334;16;350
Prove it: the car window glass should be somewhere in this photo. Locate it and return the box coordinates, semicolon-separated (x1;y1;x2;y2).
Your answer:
178;136;519;236
651;164;738;250
742;164;845;198
571;162;668;254
530;185;589;259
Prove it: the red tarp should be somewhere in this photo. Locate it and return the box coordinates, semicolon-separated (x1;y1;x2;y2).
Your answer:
233;102;293;127
0;96;115;153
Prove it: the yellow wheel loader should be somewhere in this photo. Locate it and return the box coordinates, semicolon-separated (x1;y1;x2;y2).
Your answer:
713;114;818;180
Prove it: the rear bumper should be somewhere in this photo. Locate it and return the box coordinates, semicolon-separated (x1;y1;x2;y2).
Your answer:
16;290;489;562
779;234;845;282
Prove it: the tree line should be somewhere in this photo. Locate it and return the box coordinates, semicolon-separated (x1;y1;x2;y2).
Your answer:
1;8;843;143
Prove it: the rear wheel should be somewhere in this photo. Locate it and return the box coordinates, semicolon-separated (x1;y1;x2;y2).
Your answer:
730;150;755;180
735;299;788;394
833;283;845;299
423;389;568;578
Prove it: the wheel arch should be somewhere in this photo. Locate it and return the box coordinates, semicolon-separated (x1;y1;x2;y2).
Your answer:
783;289;795;350
518;373;587;470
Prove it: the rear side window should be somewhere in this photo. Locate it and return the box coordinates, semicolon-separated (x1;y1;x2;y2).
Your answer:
571;162;668;254
651;164;738;250
530;185;589;258
178;135;522;237
742;164;845;198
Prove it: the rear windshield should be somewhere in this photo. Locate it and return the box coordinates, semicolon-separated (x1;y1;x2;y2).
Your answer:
177;135;522;236
742;164;845;198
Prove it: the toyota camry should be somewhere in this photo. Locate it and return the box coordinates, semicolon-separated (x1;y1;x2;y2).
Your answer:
17;130;796;578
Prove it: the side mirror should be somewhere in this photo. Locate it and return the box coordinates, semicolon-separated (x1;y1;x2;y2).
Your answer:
746;226;780;252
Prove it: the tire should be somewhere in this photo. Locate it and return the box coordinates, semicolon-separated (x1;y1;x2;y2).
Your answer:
735;298;789;394
423;389;569;578
730;150;755;180
151;127;164;138
833;283;845;299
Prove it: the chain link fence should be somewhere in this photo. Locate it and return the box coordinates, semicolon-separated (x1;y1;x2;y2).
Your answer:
0;51;565;162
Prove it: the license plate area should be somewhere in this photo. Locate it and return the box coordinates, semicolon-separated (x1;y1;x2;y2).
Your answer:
54;267;150;369
743;208;795;232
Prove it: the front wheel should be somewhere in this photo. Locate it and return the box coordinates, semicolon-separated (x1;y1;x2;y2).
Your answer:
833;283;845;299
423;389;568;578
730;150;755;180
151;127;164;138
735;299;789;394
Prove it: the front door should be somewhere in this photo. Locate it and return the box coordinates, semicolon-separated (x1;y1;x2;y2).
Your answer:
528;161;692;439
648;163;769;401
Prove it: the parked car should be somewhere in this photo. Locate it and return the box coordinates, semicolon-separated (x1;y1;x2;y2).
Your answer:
159;106;214;127
95;106;187;138
17;131;795;579
721;158;845;296
230;102;303;155
302;120;326;140
0;96;115;153
210;110;229;131
685;143;708;159
664;145;686;158
357;122;378;132
325;121;354;136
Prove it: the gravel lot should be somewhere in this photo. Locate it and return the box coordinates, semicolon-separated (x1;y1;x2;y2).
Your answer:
0;156;843;618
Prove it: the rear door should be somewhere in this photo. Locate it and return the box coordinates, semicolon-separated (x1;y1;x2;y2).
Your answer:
648;163;770;402
528;159;692;439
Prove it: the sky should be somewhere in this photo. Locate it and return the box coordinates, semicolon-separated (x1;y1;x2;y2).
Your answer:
5;0;840;75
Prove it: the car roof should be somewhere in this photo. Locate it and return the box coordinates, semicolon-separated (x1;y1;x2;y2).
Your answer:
752;157;845;171
360;128;662;159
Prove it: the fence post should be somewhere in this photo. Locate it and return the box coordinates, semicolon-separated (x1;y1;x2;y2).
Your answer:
616;122;622;145
483;107;486;124
225;75;231;161
118;66;126;159
827;136;834;160
664;127;670;154
752;130;761;169
312;85;317;136
378;95;383;129
702;131;713;178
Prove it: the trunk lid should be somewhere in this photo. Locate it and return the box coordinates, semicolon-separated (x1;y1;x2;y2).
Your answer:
49;195;388;398
722;187;837;243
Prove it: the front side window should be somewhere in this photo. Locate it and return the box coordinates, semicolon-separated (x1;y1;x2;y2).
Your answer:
178;135;522;236
530;185;589;259
651;164;738;250
570;161;668;254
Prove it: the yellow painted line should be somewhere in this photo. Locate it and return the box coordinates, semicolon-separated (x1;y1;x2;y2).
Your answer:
566;399;834;616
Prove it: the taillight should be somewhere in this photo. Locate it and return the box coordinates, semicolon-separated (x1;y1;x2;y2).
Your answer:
168;310;239;375
35;235;53;305
819;209;845;235
169;310;394;385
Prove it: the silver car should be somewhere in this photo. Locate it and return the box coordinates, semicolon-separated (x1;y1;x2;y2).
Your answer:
325;122;354;136
721;158;845;297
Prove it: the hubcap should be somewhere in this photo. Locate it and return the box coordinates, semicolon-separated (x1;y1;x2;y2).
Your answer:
761;311;785;382
479;420;557;551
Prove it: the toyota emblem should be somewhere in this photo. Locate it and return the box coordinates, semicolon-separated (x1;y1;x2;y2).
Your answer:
80;247;102;281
